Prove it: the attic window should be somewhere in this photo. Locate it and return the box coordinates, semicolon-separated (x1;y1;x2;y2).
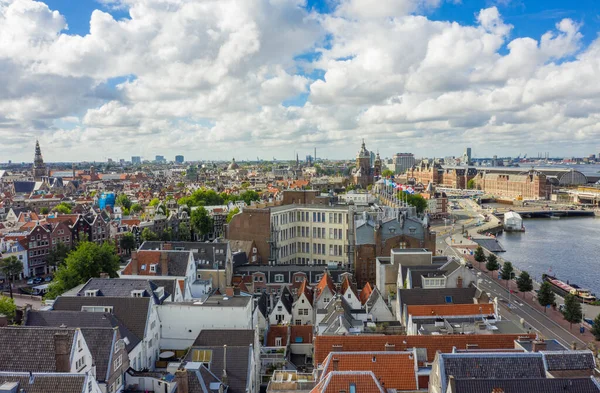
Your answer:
274;274;284;283
131;290;144;298
275;337;282;346
191;349;212;363
85;290;98;297
445;296;453;303
350;384;356;393
149;264;157;273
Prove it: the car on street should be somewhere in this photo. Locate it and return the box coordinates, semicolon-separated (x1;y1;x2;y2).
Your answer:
33;277;43;284
27;278;35;285
44;275;53;282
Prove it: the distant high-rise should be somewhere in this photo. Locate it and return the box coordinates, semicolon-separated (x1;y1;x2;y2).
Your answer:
33;140;47;181
175;155;184;164
131;156;141;165
392;153;415;174
463;147;472;165
155;155;165;163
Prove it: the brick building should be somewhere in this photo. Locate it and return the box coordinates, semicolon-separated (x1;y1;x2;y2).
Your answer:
473;170;549;200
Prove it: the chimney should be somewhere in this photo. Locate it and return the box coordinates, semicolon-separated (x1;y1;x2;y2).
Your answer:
175;368;189;393
448;375;456;393
54;332;71;372
385;343;395;352
0;314;8;327
131;251;139;275
222;345;228;385
332;357;339;371
160;252;168;275
21;304;33;326
225;286;234;297
531;339;547;353
491;388;505;393
99;272;109;279
571;341;577;350
164;242;172;251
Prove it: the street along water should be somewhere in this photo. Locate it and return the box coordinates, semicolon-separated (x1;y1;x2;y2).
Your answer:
496;217;600;296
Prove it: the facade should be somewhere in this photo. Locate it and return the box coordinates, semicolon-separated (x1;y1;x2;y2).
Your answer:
473;170;549;200
175;155;184;164
353;140;380;188
131;156;141;164
389;153;416;175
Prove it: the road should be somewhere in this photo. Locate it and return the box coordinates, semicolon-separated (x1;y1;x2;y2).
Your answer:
432;199;592;349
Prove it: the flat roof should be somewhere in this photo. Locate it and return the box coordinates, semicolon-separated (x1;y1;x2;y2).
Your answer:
391;248;430;253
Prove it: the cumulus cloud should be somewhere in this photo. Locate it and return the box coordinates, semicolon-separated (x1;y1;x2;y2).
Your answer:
0;0;598;161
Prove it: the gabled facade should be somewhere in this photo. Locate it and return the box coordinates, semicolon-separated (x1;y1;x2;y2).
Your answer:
269;286;294;325
314;272;336;312
292;279;314;326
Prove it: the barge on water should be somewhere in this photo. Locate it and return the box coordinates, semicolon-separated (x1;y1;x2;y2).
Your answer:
542;274;597;304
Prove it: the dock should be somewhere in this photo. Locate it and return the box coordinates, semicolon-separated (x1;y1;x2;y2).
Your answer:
472;238;506;253
494;210;595;219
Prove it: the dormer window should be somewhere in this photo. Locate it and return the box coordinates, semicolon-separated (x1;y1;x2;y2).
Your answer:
149;264;157;273
85;290;98;297
274;274;284;283
131;290;144;298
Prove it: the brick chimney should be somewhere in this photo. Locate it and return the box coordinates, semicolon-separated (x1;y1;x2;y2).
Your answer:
0;314;8;327
54;332;71;372
332;357;339;371
22;304;33;326
175;368;189;393
163;242;172;251
385;343;395;352
571;341;577;350
225;286;234;297
531;339;547;352
131;251;139;275
160;252;168;275
99;272;109;279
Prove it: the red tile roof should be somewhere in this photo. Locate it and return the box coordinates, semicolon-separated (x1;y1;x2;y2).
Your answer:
321;352;417;391
178;279;185;295
266;326;289;347
407;303;495;317
311;371;385;393
341;276;358;299
314;334;535;365
359;282;373;305
290;325;313;345
298;279;313;305
316;272;336;298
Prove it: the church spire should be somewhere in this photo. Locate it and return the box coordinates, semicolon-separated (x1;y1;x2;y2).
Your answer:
33;139;47;181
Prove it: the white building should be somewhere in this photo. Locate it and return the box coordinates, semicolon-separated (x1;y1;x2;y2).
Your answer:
504;211;523;231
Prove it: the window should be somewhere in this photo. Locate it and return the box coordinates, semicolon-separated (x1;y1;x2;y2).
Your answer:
78;339;82;352
76;357;86;371
275;337;282;346
113;354;122;371
295;320;301;325
274;274;284;283
84;290;98;297
149;264;157;273
82;306;113;313
277;305;282;311
445;296;453;303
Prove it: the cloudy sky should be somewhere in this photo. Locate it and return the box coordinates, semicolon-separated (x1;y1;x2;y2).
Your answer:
1;0;600;163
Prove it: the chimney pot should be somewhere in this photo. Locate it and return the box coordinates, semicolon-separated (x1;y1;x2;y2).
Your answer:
332;358;339;371
131;251;139;275
160;252;168;275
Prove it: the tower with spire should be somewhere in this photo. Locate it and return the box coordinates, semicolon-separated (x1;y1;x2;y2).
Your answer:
33;140;47;181
353;139;374;188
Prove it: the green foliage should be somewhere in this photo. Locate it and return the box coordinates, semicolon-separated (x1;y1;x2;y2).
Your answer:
537;281;556;312
148;198;160;207
47;242;71;268
516;271;534;294
0;256;23;299
40;207;49;214
130;203;143;214
381;169;394;178
141;228;159;242
500;261;515;281
485;253;500;277
562;293;583;329
346;184;356;192
0;296;16;320
178;188;224;207
191;207;213;238
239;190;260;205
367;184;373;191
47;241;120;299
591;314;600;340
474;246;486;263
119;232;136;254
160;228;173;241
241;181;250;189
467;179;476;189
226;207;240;223
403;193;428;214
178;223;191;241
115;194;132;210
53;202;73;214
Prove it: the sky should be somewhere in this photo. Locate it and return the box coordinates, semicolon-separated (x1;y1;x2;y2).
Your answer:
2;0;600;163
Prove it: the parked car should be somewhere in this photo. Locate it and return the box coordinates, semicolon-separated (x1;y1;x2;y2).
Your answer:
33;277;43;284
27;278;35;285
44;275;53;282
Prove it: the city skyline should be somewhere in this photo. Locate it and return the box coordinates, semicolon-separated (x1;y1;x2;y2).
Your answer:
2;0;600;161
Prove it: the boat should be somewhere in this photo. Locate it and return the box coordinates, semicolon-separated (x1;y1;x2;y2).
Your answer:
542;274;597;304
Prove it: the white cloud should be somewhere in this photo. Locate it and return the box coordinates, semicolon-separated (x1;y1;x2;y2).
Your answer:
0;0;599;161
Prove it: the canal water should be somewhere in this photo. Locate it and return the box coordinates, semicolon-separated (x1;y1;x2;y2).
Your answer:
496;217;600;295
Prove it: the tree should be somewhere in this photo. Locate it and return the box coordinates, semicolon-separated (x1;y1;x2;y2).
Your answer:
149;198;160;207
500;261;515;287
404;194;428;214
130;203;143;214
0;296;17;321
178;223;191;241
473;246;486;269
516;271;534;298
40;207;49;214
381;169;394;178
47;241;120;299
537;281;556;313
160;228;173;241
562;293;583;330
241;181;250;189
191;207;213;240
119;232;136;255
591;314;600;341
467;179;476;189
115;194;132;210
239;190;260;206
53;202;72;214
47;242;71;269
485;253;500;278
0;256;23;299
226;207;240;223
141;228;159;242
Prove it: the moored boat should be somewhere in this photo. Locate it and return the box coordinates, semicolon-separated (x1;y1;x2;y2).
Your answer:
542;274;596;303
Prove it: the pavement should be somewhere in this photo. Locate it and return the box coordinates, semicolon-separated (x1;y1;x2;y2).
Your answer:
432;199;600;350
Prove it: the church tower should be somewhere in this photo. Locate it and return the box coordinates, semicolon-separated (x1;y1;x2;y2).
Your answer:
353;139;373;188
33;140;47;181
374;151;382;178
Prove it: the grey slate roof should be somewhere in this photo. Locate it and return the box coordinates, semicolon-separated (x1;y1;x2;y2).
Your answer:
193;329;254;347
0;372;87;393
0;327;75;372
452;377;600;393
185;346;251;393
257;292;268;318
78;278;170;304
52;296;151;341
13;181;36;194
25;310;140;353
543;351;596;371
140;241;229;269
79;328;117;382
399;287;477;308
233;264;351;285
280;286;294;314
